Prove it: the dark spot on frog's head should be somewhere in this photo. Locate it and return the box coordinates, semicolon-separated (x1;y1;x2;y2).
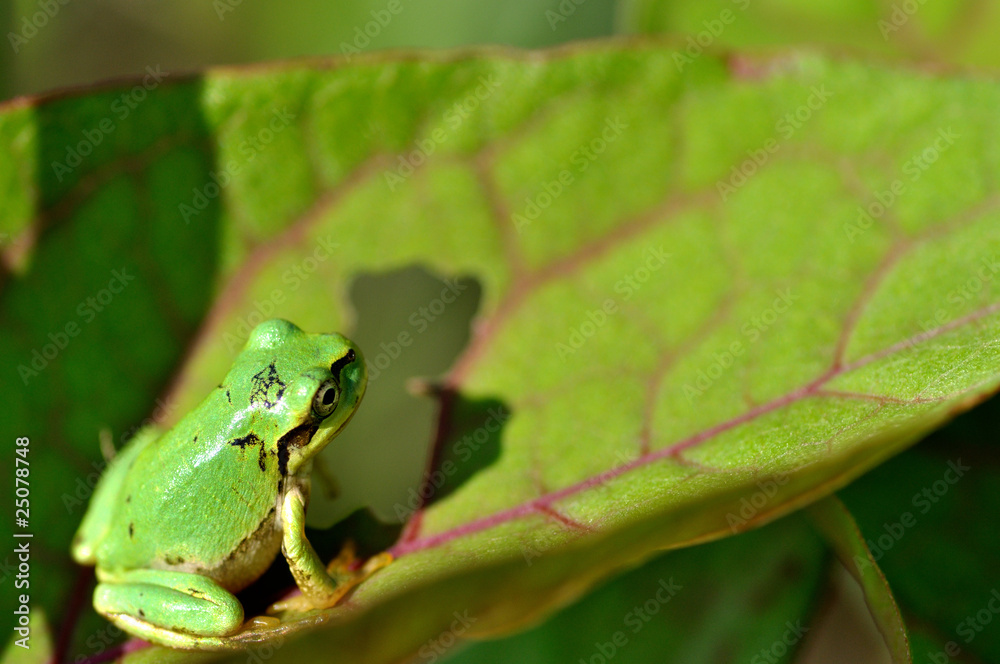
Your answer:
128;523;134;538
226;389;232;405
193;435;198;442
249;362;286;410
126;495;131;503
165;554;186;565
138;609;145;618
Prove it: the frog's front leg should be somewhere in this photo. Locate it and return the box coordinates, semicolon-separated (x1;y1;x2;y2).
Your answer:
94;569;244;646
271;487;391;613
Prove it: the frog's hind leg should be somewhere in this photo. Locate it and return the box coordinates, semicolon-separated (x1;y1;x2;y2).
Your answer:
95;569;244;645
71;427;161;564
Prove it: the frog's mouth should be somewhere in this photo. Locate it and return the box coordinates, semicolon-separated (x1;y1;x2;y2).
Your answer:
276;422;319;477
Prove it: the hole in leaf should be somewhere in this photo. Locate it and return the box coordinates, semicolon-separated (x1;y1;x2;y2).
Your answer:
307;265;484;528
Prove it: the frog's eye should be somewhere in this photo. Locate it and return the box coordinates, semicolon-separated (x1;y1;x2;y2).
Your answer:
312;380;340;418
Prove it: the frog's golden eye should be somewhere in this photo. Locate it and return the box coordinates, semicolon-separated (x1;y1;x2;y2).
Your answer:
312;380;339;418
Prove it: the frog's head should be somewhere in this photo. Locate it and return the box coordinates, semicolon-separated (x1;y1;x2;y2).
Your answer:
239;319;367;477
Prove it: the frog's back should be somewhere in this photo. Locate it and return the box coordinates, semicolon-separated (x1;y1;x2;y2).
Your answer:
93;390;286;592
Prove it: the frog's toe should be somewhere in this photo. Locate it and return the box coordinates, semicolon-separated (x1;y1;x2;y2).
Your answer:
269;551;394;615
95;570;244;638
325;539;357;574
266;592;316;615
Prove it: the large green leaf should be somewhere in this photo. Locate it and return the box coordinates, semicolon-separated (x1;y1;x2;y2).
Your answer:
3;44;1000;662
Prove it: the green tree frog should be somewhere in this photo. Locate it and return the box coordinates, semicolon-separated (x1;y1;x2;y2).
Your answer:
71;319;391;649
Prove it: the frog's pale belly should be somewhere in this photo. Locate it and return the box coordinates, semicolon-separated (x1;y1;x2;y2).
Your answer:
153;505;283;592
182;475;311;591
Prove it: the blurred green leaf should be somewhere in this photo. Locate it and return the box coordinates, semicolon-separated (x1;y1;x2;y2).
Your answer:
2;44;1000;663
618;0;1000;69
807;496;910;662
4;0;618;97
443;515;827;664
1;609;51;664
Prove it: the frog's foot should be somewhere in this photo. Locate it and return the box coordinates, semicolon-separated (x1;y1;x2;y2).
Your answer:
268;548;393;614
95;569;244;646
